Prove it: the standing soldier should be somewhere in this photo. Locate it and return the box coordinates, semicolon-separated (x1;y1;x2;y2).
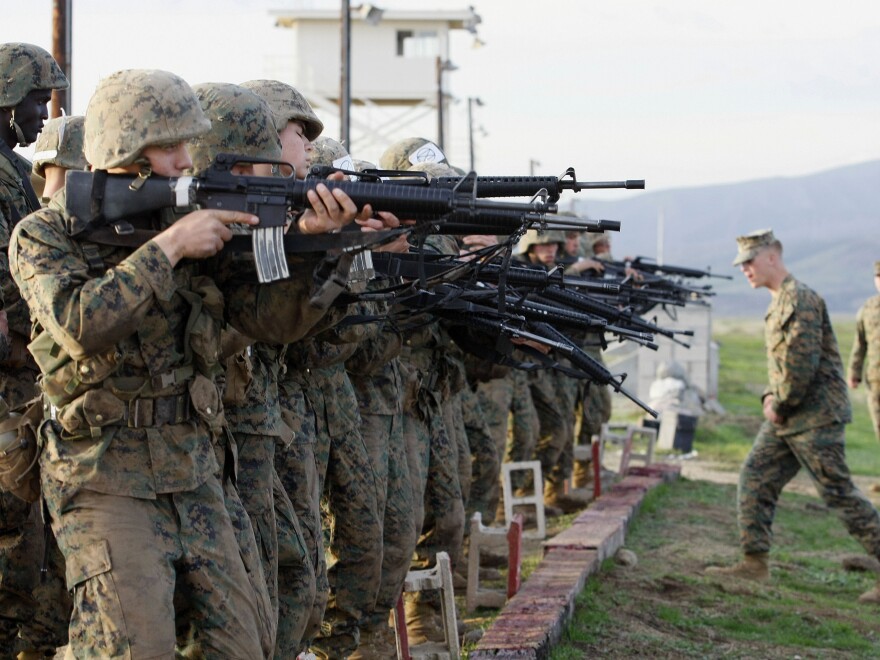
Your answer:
707;229;880;604
0;42;69;658
847;261;880;457
9;68;357;657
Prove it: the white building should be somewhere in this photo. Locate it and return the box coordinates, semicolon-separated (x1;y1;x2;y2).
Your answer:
269;5;481;160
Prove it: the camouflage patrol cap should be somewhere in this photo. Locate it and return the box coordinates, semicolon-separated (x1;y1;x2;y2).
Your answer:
0;43;68;108
380;137;448;171
187;83;281;174
31;115;86;177
311;136;354;170
240;80;323;141
516;229;566;255
406;161;458;179
732;228;777;266
84;69;211;170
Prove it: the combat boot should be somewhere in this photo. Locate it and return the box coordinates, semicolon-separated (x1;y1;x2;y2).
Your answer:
404;594;445;646
349;622;397;660
543;481;587;515
704;552;770;581
571;458;594;489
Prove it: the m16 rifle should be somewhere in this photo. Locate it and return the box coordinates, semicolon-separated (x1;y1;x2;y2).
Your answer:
64;154;562;283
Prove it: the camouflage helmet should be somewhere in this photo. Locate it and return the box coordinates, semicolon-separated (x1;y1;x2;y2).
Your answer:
516;229;566;256
240;79;323;141
379;137;448;171
187;83;281;174
407;161;458;180
311;136;353;170
0;42;68;108
31;114;87;177
351;158;376;172
84;69;211;170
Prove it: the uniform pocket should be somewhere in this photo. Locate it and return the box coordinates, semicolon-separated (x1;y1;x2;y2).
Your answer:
65;539;132;658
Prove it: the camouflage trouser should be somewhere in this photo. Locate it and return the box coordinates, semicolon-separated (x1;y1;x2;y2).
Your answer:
0;369;69;656
571;380;612;482
313;408;382;658
867;382;880;443
360;413;417;629
234;430;312;658
532;370;576;490
443;392;472;511
738;422;880;557
0;498;70;659
45;476;267;658
461;386;499;526
475;377;511;520
277;385;324;654
504;370;540;491
405;390;464;574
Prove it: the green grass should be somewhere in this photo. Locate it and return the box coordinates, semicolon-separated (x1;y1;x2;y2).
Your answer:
695;318;880;475
551;480;880;658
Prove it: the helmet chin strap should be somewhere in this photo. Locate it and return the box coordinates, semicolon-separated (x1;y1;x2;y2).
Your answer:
9;109;28;147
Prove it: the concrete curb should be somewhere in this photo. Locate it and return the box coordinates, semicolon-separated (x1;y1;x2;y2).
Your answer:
469;464;681;659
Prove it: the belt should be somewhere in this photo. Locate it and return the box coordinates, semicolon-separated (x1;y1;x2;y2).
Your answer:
121;394;192;428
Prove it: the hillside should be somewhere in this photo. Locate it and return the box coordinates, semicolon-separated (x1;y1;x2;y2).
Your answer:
569;160;880;316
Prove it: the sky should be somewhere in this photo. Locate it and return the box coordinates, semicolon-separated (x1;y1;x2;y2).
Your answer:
4;0;880;198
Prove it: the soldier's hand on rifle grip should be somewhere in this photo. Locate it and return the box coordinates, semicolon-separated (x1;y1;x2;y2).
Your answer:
154;209;259;266
356;210;401;232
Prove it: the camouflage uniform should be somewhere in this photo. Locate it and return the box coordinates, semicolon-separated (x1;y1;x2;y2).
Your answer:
346;296;418;647
9;69;349;658
285;335;382;659
188;82;314;655
848;269;880;441
0;42;69;657
738;274;880;558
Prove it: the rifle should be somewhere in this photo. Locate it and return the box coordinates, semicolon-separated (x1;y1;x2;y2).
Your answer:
627;256;733;281
64;154;559;283
355;166;645;203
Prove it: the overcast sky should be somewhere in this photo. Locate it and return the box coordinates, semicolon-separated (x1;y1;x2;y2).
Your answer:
4;0;880;196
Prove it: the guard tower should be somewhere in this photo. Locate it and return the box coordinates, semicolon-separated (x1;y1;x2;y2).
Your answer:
269;5;480;158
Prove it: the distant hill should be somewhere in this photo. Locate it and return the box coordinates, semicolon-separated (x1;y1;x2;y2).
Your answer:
570;160;880;317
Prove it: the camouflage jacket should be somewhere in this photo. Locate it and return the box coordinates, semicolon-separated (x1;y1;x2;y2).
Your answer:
346;299;403;417
0;145;39;338
224;343;286;436
9;193;339;498
848;294;880;388
763;274;851;435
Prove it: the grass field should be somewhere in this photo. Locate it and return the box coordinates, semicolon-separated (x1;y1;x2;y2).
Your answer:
547;316;880;658
697;317;880;474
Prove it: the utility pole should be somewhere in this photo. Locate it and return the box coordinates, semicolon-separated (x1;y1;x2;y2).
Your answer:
52;0;71;116
339;0;351;149
467;97;483;171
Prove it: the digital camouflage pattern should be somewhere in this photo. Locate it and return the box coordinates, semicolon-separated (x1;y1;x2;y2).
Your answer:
0;42;68;109
240;79;323;140
31;114;87;178
84;69;211;169
762;274;851;435
736;273;880;562
380;137;448;171
738;422;880;558
0;69;60;650
516;228;566;255
276;373;325;655
188;83;281;173
9;175;341;656
311;136;351;170
460;385;498;525
848;294;880;440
